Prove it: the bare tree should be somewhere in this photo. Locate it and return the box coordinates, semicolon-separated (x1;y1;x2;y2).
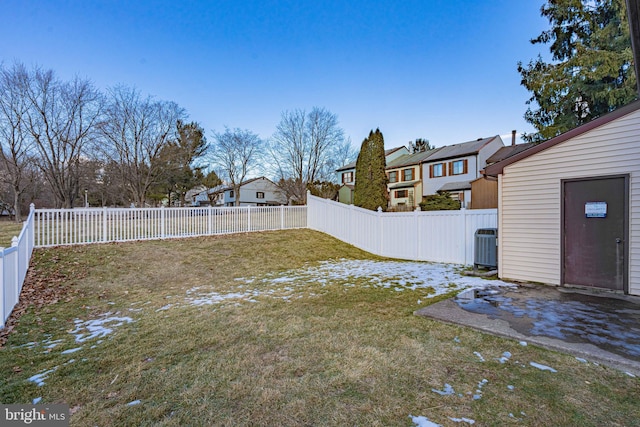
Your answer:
210;127;263;206
98;85;186;206
0;62;34;220
23;68;103;208
269;107;353;203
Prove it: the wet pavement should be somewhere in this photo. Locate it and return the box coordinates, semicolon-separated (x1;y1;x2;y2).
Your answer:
415;283;640;375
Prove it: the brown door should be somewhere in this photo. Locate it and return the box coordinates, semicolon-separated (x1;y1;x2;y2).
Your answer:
563;176;628;292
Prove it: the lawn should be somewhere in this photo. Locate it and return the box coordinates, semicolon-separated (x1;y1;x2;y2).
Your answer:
0;229;638;426
0;219;26;247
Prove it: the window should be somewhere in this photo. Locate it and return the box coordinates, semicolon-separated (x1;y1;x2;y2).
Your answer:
430;163;445;178
388;171;397;183
402;168;413;181
342;171;354;183
395;190;408;198
256;192;265;199
450;159;468;175
229;190;235;198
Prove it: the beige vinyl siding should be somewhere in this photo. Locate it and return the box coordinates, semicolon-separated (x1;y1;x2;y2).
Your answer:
499;108;640;295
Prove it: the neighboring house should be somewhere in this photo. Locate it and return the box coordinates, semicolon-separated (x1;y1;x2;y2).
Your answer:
336;146;409;204
186;185;208;206
338;184;354;205
484;99;640;297
191;184;226;206
421;135;504;208
470;139;536;209
385;148;439;209
219;177;287;206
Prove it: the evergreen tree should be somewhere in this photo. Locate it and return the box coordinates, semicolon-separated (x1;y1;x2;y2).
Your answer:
518;0;637;142
353;134;371;208
409;138;432;153
354;129;388;211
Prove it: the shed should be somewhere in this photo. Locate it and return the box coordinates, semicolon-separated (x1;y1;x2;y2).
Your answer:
484;100;640;296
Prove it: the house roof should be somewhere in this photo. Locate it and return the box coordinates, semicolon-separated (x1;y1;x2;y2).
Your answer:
385;147;442;169
485;142;536;164
336;146;409;172
336;161;356;172
385;146;408;157
389;179;421;189
217;176;276;193
484;99;640;177
439;181;472;192
424;135;501;163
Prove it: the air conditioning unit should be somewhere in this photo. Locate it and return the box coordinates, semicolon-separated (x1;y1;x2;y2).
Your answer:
474;228;497;270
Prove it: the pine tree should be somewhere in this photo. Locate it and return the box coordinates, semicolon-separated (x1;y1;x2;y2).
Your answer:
369;129;388;210
518;0;637;142
354;129;388;211
353;133;371;208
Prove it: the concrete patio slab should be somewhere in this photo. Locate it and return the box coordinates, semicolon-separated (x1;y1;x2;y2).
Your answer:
415;283;640;376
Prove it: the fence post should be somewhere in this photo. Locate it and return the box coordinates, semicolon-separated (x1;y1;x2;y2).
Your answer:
161;206;166;239
280;205;285;230
207;205;212;236
247;206;251;232
11;237;19;306
102;207;107;242
29;204;35;250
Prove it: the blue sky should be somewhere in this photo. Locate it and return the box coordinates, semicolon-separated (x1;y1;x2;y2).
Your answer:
1;0;549;149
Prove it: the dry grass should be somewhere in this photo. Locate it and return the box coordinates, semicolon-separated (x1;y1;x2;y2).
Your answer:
0;229;638;426
0;219;26;247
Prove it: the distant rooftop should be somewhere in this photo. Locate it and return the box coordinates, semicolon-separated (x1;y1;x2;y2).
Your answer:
485;142;536;165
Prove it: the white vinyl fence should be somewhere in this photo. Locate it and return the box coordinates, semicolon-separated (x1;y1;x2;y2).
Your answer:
307;194;497;265
2;196;495;328
1;204;305;327
34;205;307;247
1;205;35;328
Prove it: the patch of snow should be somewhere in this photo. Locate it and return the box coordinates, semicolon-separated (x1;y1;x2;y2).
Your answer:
507;385;515;390
519;341;527;346
498;351;511;364
186;290;261;306
15;341;37;349
473;379;488;400
235;259;515;299
127;400;141;406
44;339;63;350
32;397;42;404
530;362;557;372
473;351;485;362
61;347;82;354
409;415;442;427
625;372;636;378
453;336;460;343
70;314;134;343
431;383;455;396
575;357;588;363
28;366;59;387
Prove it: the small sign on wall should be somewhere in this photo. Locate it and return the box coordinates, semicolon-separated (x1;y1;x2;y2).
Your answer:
585;201;607;218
